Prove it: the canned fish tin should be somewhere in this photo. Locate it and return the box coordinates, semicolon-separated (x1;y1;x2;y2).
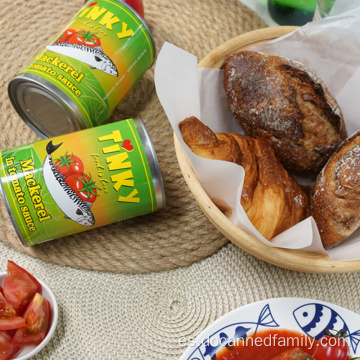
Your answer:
0;118;165;246
8;0;155;138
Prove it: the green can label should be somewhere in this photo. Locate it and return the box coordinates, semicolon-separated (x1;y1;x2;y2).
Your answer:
20;0;154;128
0;119;160;246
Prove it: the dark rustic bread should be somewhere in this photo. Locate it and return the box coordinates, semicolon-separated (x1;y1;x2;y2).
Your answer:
223;50;347;177
311;130;360;249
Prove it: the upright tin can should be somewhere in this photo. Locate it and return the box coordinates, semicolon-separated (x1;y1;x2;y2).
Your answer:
0;118;165;246
8;0;155;138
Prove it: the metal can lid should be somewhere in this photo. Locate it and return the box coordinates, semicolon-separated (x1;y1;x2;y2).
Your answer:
133;117;166;210
8;74;84;138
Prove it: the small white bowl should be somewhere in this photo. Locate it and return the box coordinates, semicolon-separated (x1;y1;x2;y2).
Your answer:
0;271;58;360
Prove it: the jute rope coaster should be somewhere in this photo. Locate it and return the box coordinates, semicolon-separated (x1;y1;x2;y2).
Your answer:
0;0;266;273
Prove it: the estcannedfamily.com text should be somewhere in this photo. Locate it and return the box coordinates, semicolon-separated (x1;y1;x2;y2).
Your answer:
178;333;350;349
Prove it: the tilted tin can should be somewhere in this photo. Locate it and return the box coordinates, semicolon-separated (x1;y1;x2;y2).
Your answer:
0;118;165;246
8;0;155;138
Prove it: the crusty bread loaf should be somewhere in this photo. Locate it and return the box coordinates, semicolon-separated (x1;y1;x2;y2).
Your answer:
179;116;309;240
223;50;347;178
311;130;360;249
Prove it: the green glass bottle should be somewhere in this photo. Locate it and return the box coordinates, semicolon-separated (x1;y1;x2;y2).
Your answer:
268;0;317;26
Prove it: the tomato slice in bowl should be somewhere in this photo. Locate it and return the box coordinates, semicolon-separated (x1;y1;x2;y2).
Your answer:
0;292;26;331
0;263;58;359
3;261;41;316
12;293;51;346
0;331;21;360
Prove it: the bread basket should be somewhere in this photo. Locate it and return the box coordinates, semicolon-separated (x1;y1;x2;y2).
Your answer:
174;26;360;273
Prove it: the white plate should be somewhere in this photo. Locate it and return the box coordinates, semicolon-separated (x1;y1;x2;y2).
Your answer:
179;298;360;360
0;272;58;360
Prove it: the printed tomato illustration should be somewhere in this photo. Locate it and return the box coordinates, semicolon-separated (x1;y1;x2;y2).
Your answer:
65;173;100;203
55;28;77;44
68;30;101;47
54;153;84;178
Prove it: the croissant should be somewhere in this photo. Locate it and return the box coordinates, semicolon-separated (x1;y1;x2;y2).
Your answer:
311;130;360;249
179;116;309;240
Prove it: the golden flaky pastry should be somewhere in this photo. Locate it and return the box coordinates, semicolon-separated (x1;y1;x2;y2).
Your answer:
311;131;360;249
179;116;309;240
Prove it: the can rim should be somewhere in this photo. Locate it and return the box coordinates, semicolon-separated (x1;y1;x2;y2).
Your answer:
8;74;85;139
133;117;166;210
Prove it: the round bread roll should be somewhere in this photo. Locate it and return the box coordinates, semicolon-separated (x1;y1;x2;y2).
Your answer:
223;50;347;177
311;130;360;249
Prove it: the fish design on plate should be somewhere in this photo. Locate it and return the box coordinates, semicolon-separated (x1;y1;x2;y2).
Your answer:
202;304;279;359
293;302;360;354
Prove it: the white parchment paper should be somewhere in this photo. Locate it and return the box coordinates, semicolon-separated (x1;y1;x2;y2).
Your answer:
154;9;360;261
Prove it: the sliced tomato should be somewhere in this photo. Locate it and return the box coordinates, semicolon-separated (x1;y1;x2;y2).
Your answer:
3;261;42;315
68;30;101;47
65;173;100;203
12;293;51;346
0;292;16;319
0;331;20;360
54;153;84;178
124;0;144;18
0;292;26;331
0;317;26;331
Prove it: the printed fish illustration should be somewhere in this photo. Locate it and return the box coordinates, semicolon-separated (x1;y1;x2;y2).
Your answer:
45;43;118;76
203;304;279;359
293;303;360;354
42;141;95;226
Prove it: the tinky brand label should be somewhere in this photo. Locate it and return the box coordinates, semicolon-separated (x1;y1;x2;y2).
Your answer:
20;0;154;129
0;119;159;246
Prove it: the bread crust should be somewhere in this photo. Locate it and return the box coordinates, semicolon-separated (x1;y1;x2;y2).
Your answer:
223;50;347;177
311;130;360;249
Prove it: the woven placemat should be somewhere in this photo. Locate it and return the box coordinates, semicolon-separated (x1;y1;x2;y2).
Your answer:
2;240;360;360
0;0;266;273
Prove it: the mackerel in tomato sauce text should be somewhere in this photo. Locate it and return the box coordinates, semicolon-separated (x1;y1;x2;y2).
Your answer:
0;118;165;246
8;0;155;138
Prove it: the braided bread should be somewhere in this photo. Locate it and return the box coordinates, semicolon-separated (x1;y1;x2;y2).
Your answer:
179;116;309;240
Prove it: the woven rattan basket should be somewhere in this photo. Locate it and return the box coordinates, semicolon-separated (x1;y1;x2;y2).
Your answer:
174;26;360;274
